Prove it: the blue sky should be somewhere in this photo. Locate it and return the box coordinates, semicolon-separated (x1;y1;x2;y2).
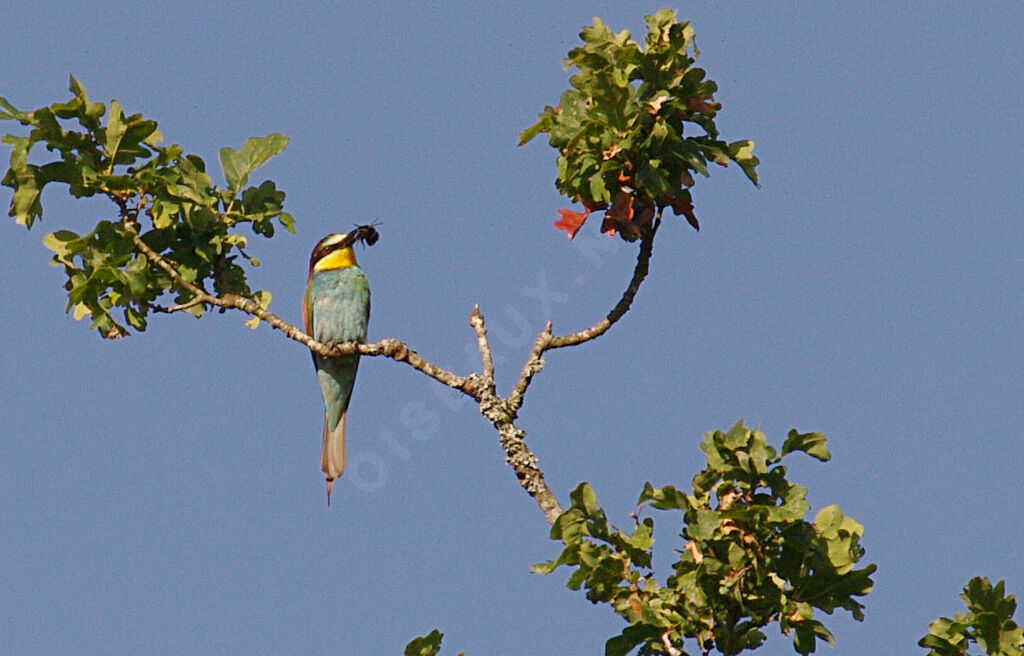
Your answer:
1;2;1021;655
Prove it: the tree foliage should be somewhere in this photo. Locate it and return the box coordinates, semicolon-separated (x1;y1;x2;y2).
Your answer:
1;77;290;337
534;422;875;656
919;578;1024;656
520;8;759;241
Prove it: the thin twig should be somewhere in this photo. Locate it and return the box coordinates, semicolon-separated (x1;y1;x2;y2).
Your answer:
507;212;661;415
548;212;660;348
165;297;206;312
469;304;495;387
660;630;685;656
506;321;552;417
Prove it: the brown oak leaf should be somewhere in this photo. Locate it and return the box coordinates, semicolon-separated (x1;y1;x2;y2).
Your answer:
665;190;699;231
601;190;641;240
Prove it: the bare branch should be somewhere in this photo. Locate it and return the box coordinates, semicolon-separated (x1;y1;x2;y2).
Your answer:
474;388;564;522
482;216;662;521
495;420;564;523
548;211;660;348
506;212;661;416
331;337;477;394
506;321;552;416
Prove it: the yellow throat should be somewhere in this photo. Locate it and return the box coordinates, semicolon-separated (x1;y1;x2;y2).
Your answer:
313;246;358;272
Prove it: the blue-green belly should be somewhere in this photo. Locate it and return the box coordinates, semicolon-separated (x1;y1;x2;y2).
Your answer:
310;266;370;429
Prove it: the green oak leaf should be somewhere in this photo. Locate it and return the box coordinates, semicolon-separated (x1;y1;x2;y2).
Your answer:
219;133;289;192
404;629;444;656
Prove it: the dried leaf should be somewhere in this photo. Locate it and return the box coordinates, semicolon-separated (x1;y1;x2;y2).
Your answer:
685;540;703;564
103;324;129;339
687;95;719;115
602;143;623;160
719;489;741;510
666;191;699;231
647;94;670;114
601;190;638;239
633;198;655;231
554;207;590;240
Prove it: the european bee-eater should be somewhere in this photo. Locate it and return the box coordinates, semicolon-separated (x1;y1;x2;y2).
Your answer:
303;227;372;505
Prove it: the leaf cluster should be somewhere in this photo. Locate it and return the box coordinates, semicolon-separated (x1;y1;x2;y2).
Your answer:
404;630;466;656
919;577;1024;656
1;77;291;337
520;9;759;240
534;421;875;656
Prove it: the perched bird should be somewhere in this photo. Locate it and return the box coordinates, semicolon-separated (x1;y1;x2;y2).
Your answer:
302;227;372;504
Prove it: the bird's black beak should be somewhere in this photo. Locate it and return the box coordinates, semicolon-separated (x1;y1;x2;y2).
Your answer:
339;230;360;249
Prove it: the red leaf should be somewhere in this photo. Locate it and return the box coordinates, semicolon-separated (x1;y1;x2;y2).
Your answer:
666;190;699;231
554;208;590;240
